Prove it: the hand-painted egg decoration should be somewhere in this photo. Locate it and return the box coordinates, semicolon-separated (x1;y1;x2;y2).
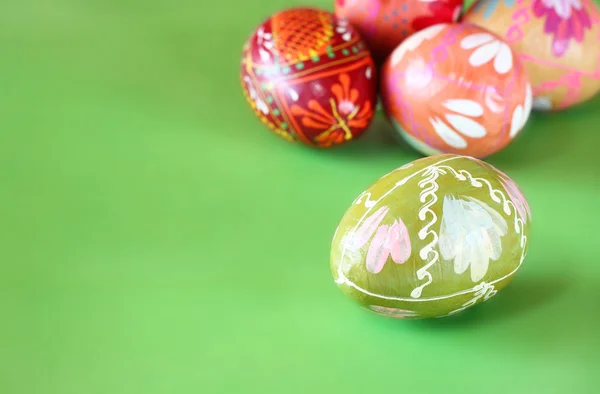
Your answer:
334;0;464;64
240;7;377;148
463;0;600;111
330;154;532;319
380;23;532;158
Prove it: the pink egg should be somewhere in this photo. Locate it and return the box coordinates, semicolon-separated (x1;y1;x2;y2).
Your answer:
380;23;532;158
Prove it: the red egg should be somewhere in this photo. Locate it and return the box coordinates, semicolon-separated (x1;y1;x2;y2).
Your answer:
380;23;532;158
334;0;464;64
240;8;377;148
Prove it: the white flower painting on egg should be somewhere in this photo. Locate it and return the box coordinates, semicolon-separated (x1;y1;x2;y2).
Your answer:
352;206;411;274
390;24;446;67
438;195;508;282
509;83;533;138
460;32;514;74
429;99;487;149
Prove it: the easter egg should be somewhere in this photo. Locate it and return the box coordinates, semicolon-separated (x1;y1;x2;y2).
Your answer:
240;7;377;148
463;0;600;111
334;0;464;64
330;154;532;319
380;23;532;158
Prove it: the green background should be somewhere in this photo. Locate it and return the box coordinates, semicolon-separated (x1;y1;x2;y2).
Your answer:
1;0;599;393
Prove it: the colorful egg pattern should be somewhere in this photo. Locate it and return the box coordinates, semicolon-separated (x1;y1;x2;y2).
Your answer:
330;154;532;319
240;8;377;147
334;0;464;63
463;0;600;111
380;23;532;158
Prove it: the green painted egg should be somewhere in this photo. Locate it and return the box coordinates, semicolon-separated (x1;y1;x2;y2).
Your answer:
330;154;532;319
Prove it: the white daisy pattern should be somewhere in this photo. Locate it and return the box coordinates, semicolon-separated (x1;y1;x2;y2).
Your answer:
429;99;486;149
391;24;446;67
460;33;513;74
438;195;508;282
509;83;533;138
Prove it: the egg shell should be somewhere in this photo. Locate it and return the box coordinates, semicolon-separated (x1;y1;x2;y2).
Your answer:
380;23;532;158
330;154;532;319
334;0;464;64
240;7;377;148
463;0;600;111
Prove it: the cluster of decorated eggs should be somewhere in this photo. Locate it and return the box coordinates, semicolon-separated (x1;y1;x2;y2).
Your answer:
240;1;600;157
239;1;599;319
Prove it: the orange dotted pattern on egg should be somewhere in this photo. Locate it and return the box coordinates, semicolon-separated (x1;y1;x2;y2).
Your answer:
271;9;335;63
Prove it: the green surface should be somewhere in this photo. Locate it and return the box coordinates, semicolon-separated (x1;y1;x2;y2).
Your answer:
1;1;599;393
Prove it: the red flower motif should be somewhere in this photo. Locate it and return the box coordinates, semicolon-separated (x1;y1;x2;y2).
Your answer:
290;73;373;147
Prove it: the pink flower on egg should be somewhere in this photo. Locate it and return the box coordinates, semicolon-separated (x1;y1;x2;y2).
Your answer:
532;0;592;57
353;206;412;274
498;173;531;223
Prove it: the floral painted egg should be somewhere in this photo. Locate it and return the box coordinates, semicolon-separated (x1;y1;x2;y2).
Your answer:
380;23;532;158
463;0;600;111
334;0;464;64
330;154;531;319
240;7;377;148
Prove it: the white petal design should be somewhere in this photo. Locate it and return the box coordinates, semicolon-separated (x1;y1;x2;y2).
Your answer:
391;24;446;66
395;121;444;156
462;34;516;75
442;99;484;117
469;249;490;282
342;32;352;41
258;48;271;61
460;33;495;49
510;83;533;138
521;83;533;128
469;41;500;67
445;114;486;138
494;43;513;74
439;196;508;283
430;117;468;148
484;87;505;113
509;105;523;138
288;88;299;102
